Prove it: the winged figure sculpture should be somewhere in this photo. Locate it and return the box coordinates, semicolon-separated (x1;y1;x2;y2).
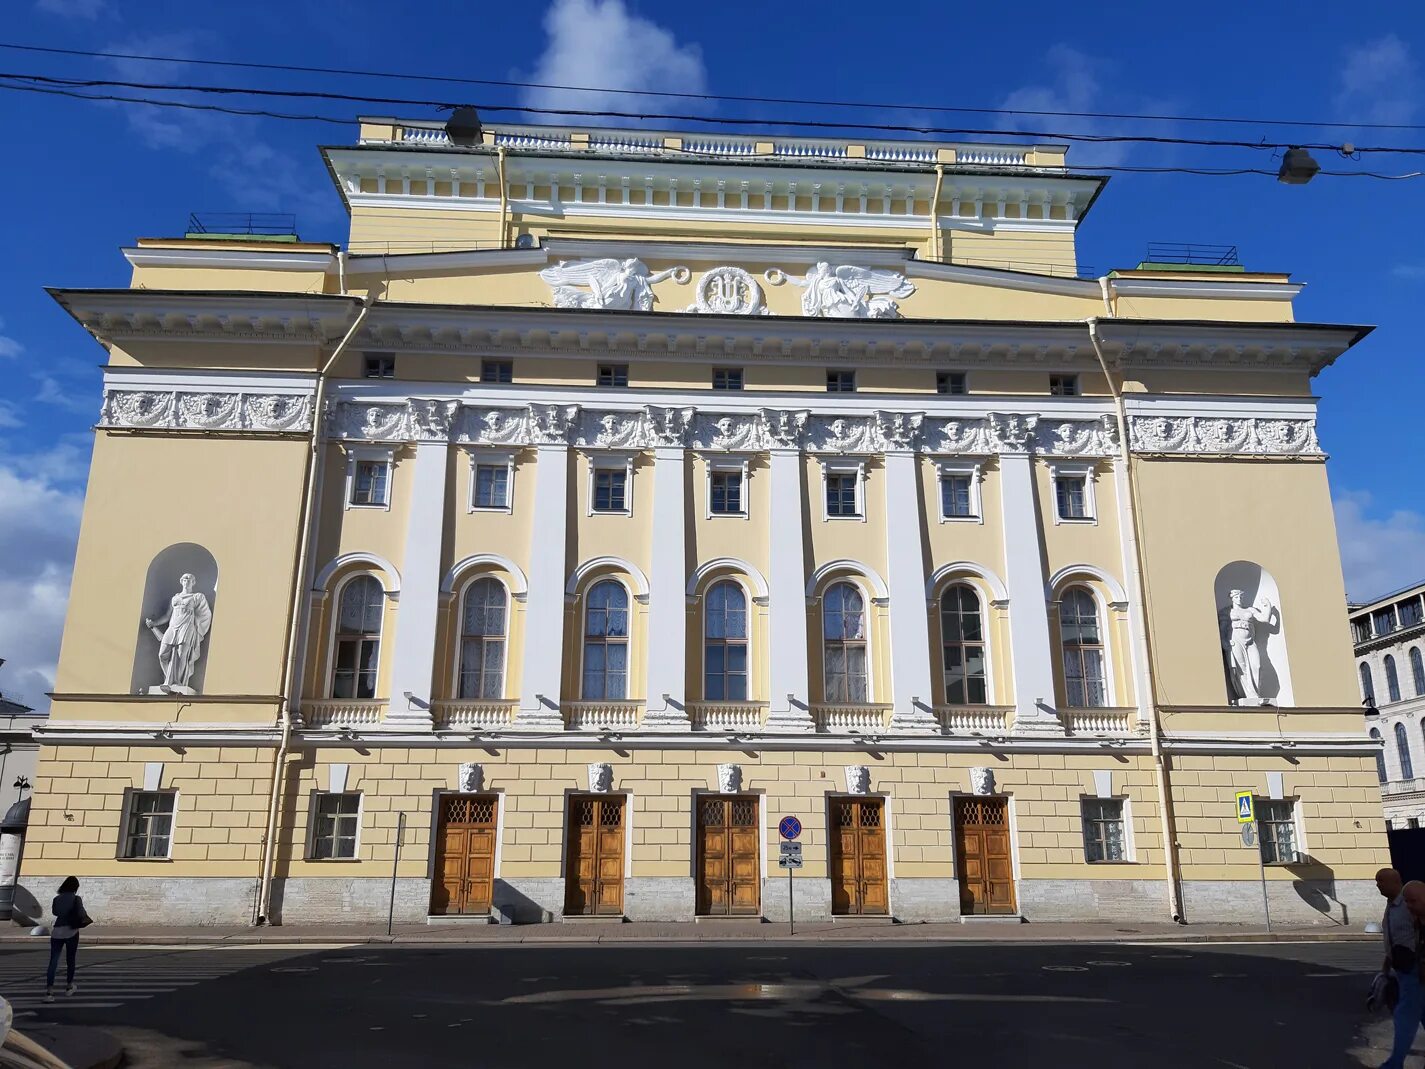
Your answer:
786;262;916;319
538;257;688;311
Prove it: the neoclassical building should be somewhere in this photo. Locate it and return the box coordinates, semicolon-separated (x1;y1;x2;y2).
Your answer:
1354;581;1425;829
29;116;1385;926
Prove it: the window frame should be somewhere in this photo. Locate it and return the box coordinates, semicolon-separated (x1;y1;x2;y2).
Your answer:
466;450;515;514
1386;655;1403;704
819;459;866;522
1411;647;1425;698
1048;461;1098;525
480;358;514;384
936;460;983;524
1059;584;1111;708
596;363;630;388
344;446;394;511
936;370;968;395
1397;721;1416;780
362;353;395;379
825;369;857;393
1360;662;1377;705
307;790;363;861
820;579;871;704
1371;726;1388;784
1256;798;1301;866
580;578;632;701
704;457;750;519
328;573;386;700
119;788;178;860
587;454;635;517
702;579;750;702
711;367;744;391
1049;373;1079;396
939;582;990;706
1080;796;1131;863
455;575;509;701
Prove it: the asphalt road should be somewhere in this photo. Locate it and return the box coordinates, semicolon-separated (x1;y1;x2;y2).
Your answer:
0;938;1394;1068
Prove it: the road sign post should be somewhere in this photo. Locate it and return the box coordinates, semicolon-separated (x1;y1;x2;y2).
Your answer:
779;817;802;935
1235;792;1270;932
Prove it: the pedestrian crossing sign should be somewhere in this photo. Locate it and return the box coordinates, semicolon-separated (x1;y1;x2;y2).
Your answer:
1235;791;1255;824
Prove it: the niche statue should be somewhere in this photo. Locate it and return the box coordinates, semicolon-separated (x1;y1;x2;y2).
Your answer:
1219;589;1279;706
144;573;213;694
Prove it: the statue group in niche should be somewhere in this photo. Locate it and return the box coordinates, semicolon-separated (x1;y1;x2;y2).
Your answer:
143;573;212;695
1219;589;1280;706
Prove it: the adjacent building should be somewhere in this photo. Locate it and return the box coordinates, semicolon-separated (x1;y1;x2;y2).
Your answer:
1354;581;1425;828
27;116;1385;927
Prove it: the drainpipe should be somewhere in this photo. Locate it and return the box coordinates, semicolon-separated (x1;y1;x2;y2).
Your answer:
497;146;510;249
1087;310;1185;923
929;164;946;261
254;289;377;925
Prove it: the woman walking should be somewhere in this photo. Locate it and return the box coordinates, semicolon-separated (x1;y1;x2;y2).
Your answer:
45;876;90;1002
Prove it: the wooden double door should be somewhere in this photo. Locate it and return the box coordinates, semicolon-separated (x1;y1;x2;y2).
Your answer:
430;794;498;916
564;794;626;916
696;795;760;916
829;797;889;916
954;796;1017;915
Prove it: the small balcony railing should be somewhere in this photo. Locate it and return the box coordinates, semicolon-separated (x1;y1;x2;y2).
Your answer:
689;701;768;731
1061;708;1138;737
432;699;518;730
812;703;894;733
935;705;1014;734
562;701;644;731
302;699;387;727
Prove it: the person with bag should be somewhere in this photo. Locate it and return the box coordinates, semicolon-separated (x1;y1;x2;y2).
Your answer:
43;876;91;1003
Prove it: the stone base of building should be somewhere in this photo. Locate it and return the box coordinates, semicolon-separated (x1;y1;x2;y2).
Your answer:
760;875;832;922
1017;879;1170;922
891;878;961;922
53;876;259;926
625;877;696;921
270;876;431;925
493;877;564;923
1179;878;1377;927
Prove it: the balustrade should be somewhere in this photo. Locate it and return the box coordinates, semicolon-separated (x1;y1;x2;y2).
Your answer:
812;703;894;733
689;702;768;731
561;700;645;731
431;700;519;730
302;699;387;727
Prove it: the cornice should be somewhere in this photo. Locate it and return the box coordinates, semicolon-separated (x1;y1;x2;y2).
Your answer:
122;247;337;272
1109;278;1303;302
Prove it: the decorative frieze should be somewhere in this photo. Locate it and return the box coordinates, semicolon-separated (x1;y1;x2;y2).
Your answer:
101;390;313;433
1128;415;1322;457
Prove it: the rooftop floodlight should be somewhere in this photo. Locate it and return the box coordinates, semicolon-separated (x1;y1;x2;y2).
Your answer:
445;106;484;148
1277;147;1320;185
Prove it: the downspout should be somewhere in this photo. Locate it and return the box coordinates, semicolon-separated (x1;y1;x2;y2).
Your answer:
254;288;376;925
929;163;946;261
1087;307;1185;923
497;146;510;249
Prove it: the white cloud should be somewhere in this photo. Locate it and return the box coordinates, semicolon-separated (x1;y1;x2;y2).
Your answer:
1337;34;1420;127
0;401;22;430
0;319;21;360
35;0;106;17
522;0;707;117
33;372;100;415
1391;263;1425;281
998;45;1132;168
1334;490;1425;603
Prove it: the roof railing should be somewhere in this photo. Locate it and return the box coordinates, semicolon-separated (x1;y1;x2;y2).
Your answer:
1142;242;1241;267
186;212;298;237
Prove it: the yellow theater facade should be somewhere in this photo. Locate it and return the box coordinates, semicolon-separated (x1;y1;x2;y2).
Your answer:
30;117;1385;926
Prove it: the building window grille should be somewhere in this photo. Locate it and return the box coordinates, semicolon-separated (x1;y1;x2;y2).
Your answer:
332;575;383;699
1060;586;1107;708
362;354;394;379
826;369;856;393
593;469;627;513
704;581;748;701
709;470;743;515
1256;800;1298;865
459;578;506;700
940;584;987;705
122;790;176;859
480;359;513;384
822;582;868;703
1081;798;1127;862
712;367;744;391
582;580;629;700
1049;374;1079;396
936;371;967;395
597;363;629;388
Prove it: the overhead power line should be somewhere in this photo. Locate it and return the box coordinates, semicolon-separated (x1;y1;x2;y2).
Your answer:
2;38;1422;133
2;70;1421;156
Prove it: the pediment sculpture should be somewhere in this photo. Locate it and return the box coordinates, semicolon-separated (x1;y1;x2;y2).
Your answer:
539;258;690;311
769;263;915;319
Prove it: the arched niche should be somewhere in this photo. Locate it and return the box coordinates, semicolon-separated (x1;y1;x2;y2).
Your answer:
130;543;219;695
1213;560;1293;708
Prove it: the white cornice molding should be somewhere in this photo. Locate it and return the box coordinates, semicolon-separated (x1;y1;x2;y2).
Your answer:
540;237;915;268
1109;277;1303;301
343;247;548;274
904;259;1099;298
122;247;336;272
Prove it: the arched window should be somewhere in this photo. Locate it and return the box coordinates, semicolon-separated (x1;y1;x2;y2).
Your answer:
940;584;987;705
1412;648;1425;698
822;582;868;703
1386;655;1402;704
704;581;748;701
582;580;629;700
1360;662;1377;705
1396;722;1415;780
1060;586;1107;708
458;578;507;699
332;575;384;699
1371;727;1387;784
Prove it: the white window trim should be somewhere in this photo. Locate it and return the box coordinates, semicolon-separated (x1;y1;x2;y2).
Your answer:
1079;794;1134;864
1053;581;1118;708
703;455;751;520
119;787;179;861
1256;795;1304;866
1047;460;1098;525
818;457;867;523
344;445;395;511
577;575;635;701
465;449;515;514
934;578;996;705
451;574;512;701
306;789;364;861
699;575;754;701
817;576;876;703
587;452;635;517
325;572;388;700
936;460;984;524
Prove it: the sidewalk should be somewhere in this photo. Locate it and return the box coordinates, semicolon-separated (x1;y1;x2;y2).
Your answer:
0;919;1377;946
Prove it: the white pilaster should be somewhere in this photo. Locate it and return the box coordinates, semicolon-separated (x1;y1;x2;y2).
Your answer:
645;447;689;727
518;444;569;726
998;452;1061;733
883;451;935;730
767;449;812;729
387;443;447;726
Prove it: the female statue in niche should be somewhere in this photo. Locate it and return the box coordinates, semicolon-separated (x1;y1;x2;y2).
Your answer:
144;573;212;694
1220;588;1279;706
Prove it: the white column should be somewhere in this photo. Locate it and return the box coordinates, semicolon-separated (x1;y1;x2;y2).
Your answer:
387;443;448;727
767;448;812;729
998;451;1061;733
883;451;936;729
645;446;688;726
517;443;569;726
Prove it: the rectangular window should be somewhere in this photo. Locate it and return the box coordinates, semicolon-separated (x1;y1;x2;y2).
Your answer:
473;463;510;509
593;469;627;513
362;354;395;379
1257;799;1298;864
936;371;967;395
1050;374;1079;396
122;790;176;859
350;460;389;507
597;363;629;388
709;470;743;515
826;369;856;393
310;792;361;860
941;473;974;519
712;367;744;391
826;473;860;518
1055;475;1089;520
1374;608;1399;637
1351;619;1371;645
332;635;379;699
1400;599;1424;628
1081;798;1127;862
480;359;513;384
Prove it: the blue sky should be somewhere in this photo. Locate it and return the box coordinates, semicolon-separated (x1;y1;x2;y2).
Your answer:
0;0;1422;708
